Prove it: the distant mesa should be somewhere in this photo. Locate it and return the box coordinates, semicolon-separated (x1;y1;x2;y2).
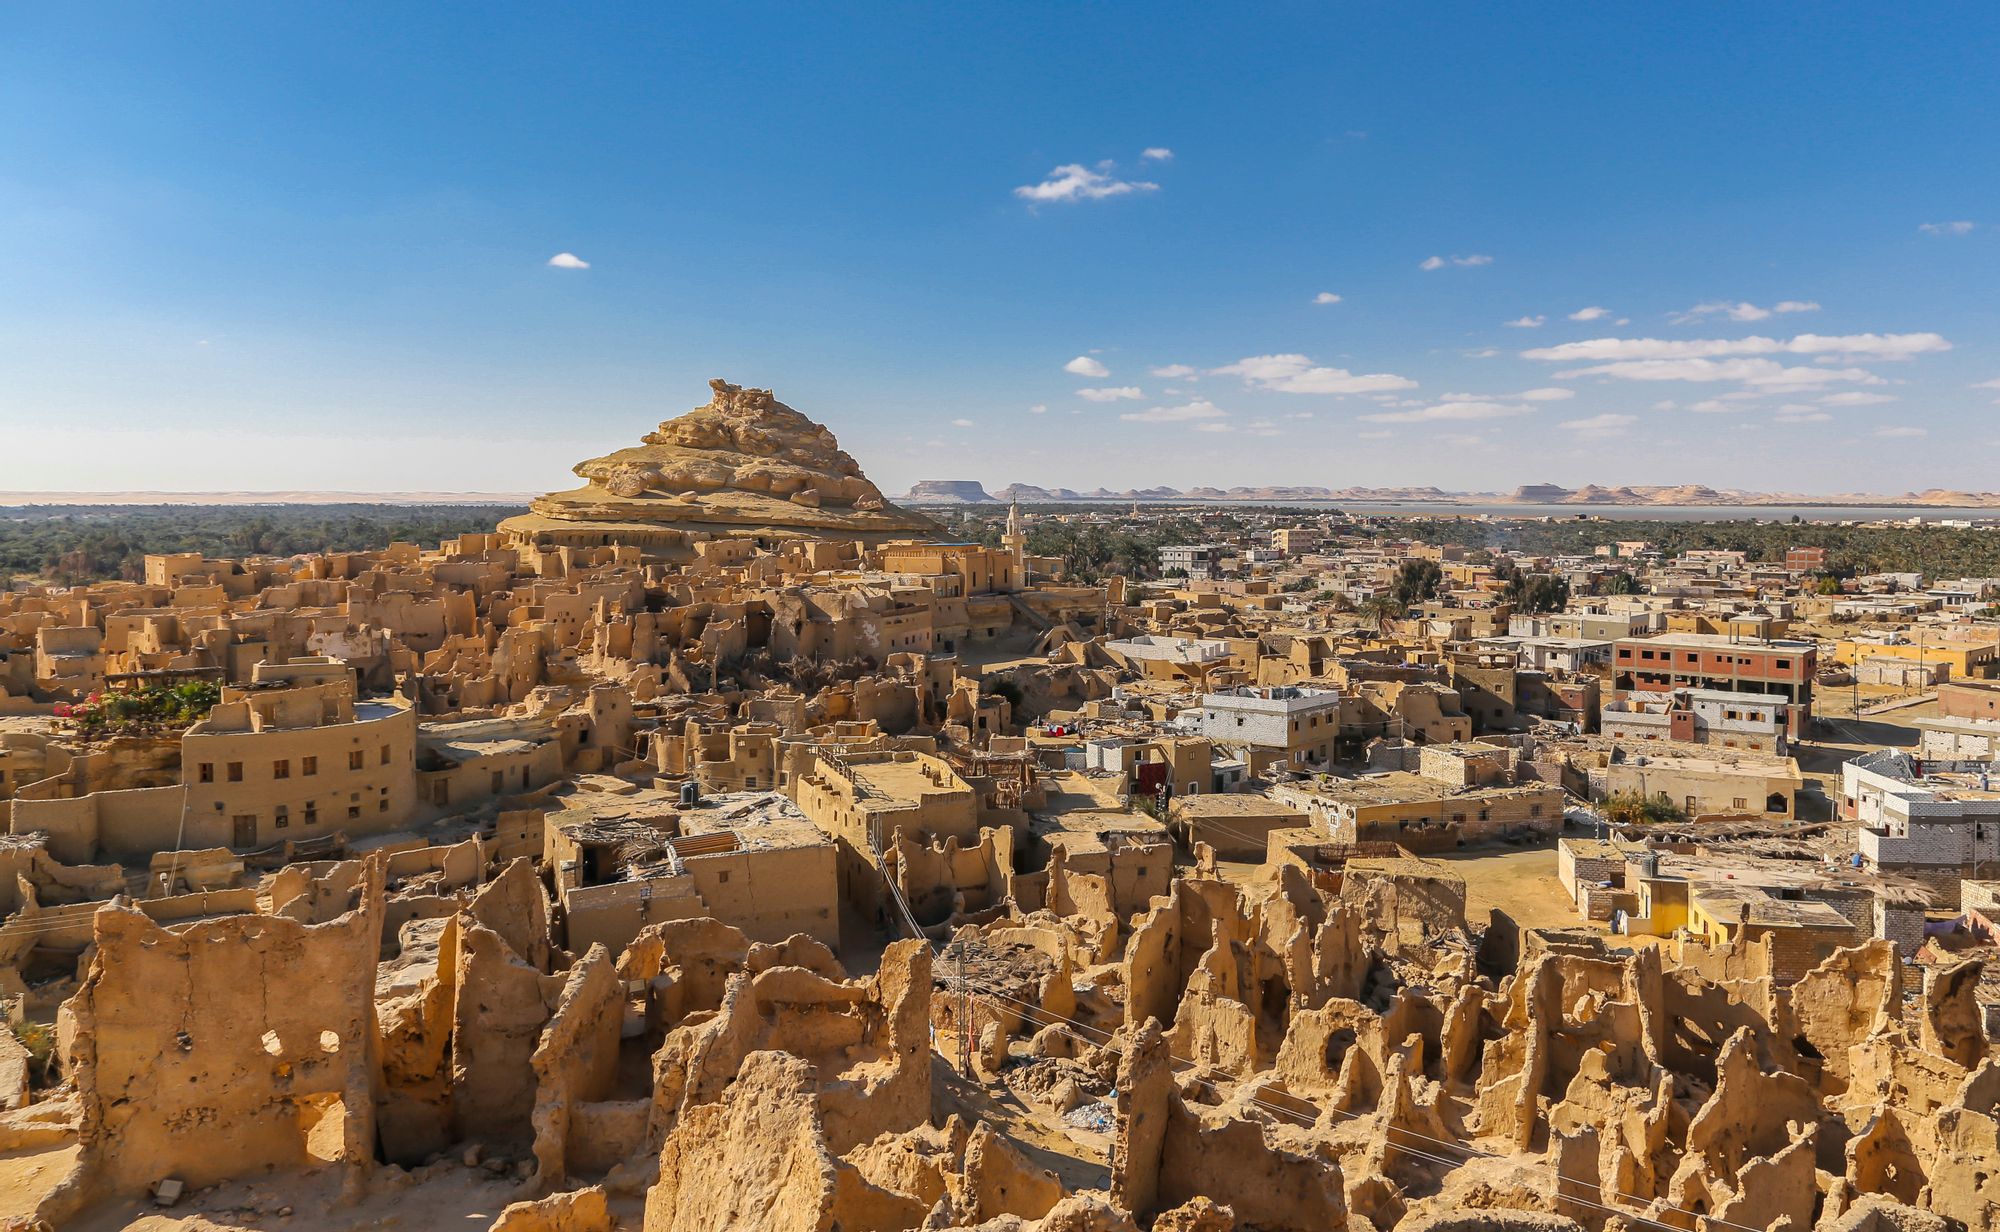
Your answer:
990;484;1080;502
498;379;942;554
903;480;996;503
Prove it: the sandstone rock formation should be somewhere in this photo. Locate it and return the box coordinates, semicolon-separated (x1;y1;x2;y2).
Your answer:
500;379;942;552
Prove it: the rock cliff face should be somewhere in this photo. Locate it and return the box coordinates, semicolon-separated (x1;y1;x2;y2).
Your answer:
906;480;997;503
500;379;941;551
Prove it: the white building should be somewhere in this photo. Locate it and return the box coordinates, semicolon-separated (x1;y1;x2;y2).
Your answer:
1157;543;1229;581
1601;687;1790;755
1845;750;2000;896
1196;685;1343;767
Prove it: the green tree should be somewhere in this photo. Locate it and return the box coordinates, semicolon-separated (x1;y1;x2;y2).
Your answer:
1601;790;1686;826
1392;560;1442;609
1505;572;1570;614
1360;594;1405;634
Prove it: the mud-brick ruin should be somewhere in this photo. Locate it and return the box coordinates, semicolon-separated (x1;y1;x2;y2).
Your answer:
0;381;1995;1231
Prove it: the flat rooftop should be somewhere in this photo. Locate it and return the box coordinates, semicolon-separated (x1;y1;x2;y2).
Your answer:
1171;793;1307;818
852;756;966;803
553;787;832;877
1620;632;1814;650
1293;772;1555;807
1691;884;1854;930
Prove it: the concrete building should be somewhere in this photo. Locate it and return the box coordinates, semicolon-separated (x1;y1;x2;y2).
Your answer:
1832;632;1999;681
1157;543;1229;581
1270;743;1562;853
1599;687;1790;755
1914;714;2000;765
1611;632;1816;737
1194;685;1343;769
1271;528;1321;556
1600;749;1802;820
1941;679;2000;721
1845;749;2000;905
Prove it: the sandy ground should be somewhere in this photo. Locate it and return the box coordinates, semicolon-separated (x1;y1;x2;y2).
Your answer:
3;1156;648;1232
0;1142;78;1222
1432;847;1582;933
935;1057;1110;1195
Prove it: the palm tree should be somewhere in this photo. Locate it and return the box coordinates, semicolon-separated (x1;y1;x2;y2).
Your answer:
1359;595;1404;635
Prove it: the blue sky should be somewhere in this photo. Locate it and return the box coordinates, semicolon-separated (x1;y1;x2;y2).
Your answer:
3;4;1997;495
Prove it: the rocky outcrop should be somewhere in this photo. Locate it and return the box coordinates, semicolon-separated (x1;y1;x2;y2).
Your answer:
502;379;942;548
490;1186;613;1232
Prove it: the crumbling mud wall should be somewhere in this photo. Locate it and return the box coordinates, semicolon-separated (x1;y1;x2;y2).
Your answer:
529;942;623;1187
41;860;384;1218
649;938;932;1158
1112;1019;1347;1231
645;1049;929;1232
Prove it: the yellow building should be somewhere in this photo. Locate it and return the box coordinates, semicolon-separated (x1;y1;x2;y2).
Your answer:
793;749;980;915
181;678;418;850
1832;632;1999;680
1686;883;1860;981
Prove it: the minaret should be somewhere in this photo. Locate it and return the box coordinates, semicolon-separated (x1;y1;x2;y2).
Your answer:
1003;500;1028;588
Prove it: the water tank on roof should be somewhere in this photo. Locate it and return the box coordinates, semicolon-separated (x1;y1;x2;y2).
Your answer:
679;781;701;809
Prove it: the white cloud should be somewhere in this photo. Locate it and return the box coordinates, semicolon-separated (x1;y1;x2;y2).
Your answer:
1464;348;1501;359
1141;147;1174;162
1774;409;1832;424
1077;386;1143;402
950;418;974;428
1121;400;1227;424
1559;413;1636;435
1971;378;2000;390
1357;430;1393;440
1675;299;1820;324
1568;306;1612;321
1015;162;1159;204
1874;425;1929;437
1682;300;1768;322
1358;399;1533;424
1210;353;1417;394
547;252;590;269
1313;292;1343;305
1505;316;1546;328
1193;422;1232;433
1028;404;1048;414
1064;355;1110;378
1688;399;1751;413
1420;254;1492;271
1819;391;1898;406
1150;364;1198;379
1552;357;1883;388
1523;332;1950;362
1516;388;1575;402
1919;221;1975;236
